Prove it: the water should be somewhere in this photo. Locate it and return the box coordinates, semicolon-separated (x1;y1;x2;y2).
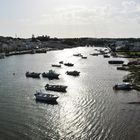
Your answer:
0;47;140;140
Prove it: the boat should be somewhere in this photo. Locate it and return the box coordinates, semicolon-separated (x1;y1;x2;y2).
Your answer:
66;70;80;76
73;53;82;57
34;91;59;102
45;84;67;92
64;63;74;67
117;66;129;70
42;70;60;79
103;54;110;58
25;72;40;78
108;60;124;64
52;64;61;67
59;61;63;64
90;53;99;56
81;56;87;59
113;83;133;90
99;50;107;55
36;49;47;53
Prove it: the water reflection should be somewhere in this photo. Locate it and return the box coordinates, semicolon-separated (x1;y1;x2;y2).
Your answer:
0;47;140;140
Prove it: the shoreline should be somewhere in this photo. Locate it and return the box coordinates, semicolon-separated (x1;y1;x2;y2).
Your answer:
115;53;140;91
1;45;92;58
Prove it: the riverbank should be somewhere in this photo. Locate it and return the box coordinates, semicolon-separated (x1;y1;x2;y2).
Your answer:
124;60;140;91
115;54;140;91
3;47;65;57
108;46;140;91
1;45;89;58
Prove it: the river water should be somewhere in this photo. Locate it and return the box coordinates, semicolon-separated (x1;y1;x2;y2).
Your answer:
0;47;140;140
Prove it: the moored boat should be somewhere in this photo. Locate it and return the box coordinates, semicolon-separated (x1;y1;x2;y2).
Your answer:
81;56;87;59
45;84;67;92
25;72;40;78
99;50;107;55
90;53;99;56
52;64;61;67
36;49;47;53
117;66;129;70
113;83;132;90
103;54;110;58
59;61;63;64
64;63;74;67
108;60;124;64
34;91;59;102
42;70;60;79
66;70;80;76
73;53;82;57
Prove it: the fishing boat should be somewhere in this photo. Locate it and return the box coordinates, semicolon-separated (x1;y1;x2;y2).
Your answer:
117;66;129;70
52;64;61;67
64;63;74;67
90;53;99;56
108;60;124;64
59;61;63;64
99;50;107;55
42;70;60;79
66;70;80;76
45;84;67;92
73;53;82;57
113;83;132;90
81;56;87;59
25;72;40;78
103;54;110;58
36;49;47;53
34;91;59;102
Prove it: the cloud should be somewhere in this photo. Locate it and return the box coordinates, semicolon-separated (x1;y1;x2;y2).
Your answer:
24;1;140;37
39;5;115;26
18;18;31;23
17;0;140;26
120;0;140;19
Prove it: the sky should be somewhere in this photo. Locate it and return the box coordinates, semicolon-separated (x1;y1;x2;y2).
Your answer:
0;0;140;38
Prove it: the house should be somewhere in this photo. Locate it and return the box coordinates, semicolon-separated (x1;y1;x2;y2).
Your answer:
133;42;140;51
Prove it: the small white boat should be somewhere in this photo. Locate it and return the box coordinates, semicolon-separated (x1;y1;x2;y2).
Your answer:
34;91;59;102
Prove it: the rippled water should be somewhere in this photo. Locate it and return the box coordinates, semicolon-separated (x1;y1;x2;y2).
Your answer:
0;47;140;140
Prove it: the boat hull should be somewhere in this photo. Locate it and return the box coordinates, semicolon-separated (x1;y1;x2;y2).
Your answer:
108;60;124;64
25;72;40;78
42;72;59;80
64;63;74;67
45;84;67;92
66;71;80;76
113;83;132;90
34;92;59;103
